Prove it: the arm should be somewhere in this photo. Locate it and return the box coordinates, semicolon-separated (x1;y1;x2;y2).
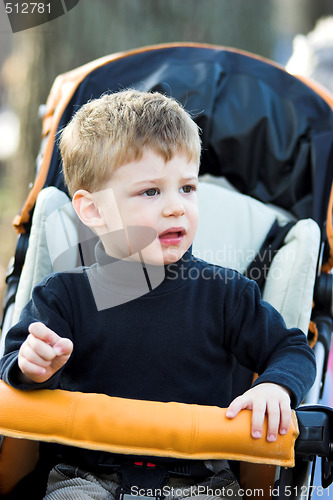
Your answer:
223;275;316;441
0;274;74;390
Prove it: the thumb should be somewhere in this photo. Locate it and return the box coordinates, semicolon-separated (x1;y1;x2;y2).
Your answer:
51;338;73;373
225;396;247;419
53;337;73;357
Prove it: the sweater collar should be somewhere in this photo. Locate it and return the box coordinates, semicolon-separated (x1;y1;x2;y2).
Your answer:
85;240;192;310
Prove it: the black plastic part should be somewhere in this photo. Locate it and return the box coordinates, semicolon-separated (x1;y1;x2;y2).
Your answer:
295;405;333;488
322;454;333;489
244;219;295;290
296;407;332;457
115;462;169;500
314;274;333;317
1;233;29;330
311;315;333;399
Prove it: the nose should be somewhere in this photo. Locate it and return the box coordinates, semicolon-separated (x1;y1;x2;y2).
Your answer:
162;193;185;217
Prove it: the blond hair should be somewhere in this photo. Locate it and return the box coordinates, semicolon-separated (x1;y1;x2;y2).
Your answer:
59;89;201;196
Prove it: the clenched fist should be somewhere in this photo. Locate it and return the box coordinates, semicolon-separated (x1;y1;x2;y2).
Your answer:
18;322;73;384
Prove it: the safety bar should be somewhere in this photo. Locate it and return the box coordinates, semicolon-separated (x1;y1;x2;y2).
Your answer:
0;385;332;491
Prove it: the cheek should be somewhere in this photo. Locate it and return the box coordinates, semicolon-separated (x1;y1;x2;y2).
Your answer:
122;204;157;227
188;205;199;232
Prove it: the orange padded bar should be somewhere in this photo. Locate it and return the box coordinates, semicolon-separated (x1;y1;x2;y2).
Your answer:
0;381;299;467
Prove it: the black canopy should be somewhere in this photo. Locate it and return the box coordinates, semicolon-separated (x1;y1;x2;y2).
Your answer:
46;44;333;235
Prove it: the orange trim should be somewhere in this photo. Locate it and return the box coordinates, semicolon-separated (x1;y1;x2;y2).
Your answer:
13;42;333;233
308;320;318;348
322;258;333;273
322;180;333;272
13;51;124;233
292;74;333;110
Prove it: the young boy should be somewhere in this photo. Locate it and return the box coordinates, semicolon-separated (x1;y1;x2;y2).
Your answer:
0;90;316;499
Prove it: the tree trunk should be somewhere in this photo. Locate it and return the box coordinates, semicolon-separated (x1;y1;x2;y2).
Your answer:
4;0;275;192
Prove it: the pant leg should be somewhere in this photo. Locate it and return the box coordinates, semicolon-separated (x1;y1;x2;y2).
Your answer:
167;467;243;500
44;464;119;500
44;462;242;500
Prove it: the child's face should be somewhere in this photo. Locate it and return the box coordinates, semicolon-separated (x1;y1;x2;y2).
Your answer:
96;148;199;265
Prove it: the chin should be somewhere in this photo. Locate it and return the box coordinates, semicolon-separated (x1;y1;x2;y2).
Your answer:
141;242;187;266
139;242;166;266
161;247;185;265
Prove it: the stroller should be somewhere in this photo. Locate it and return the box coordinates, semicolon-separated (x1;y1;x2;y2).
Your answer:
0;42;333;499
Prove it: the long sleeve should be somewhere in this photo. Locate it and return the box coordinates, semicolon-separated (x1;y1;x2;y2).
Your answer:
0;274;74;390
222;275;316;407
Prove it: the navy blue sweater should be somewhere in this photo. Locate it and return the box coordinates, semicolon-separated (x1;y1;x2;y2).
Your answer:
0;245;316;469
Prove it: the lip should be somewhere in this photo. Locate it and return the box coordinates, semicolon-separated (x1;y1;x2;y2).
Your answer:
158;227;186;246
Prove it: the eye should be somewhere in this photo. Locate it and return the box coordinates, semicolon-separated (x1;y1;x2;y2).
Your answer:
142;188;159;197
181;185;196;194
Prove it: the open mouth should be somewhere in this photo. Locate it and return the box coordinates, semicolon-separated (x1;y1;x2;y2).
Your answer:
159;227;185;245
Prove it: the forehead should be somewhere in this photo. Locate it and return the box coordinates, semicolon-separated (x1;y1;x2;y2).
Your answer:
110;149;199;185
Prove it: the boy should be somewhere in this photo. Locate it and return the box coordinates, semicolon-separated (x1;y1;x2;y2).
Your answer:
0;90;316;499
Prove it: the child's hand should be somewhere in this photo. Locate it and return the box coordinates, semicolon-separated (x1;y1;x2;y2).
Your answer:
18;322;73;384
225;383;291;442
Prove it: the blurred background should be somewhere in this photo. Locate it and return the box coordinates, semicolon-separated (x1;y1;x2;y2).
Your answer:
0;2;333;497
0;0;333;302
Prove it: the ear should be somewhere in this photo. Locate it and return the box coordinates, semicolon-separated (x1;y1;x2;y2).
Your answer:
72;190;104;229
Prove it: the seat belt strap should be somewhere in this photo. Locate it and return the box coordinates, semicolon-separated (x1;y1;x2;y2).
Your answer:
244;219;295;290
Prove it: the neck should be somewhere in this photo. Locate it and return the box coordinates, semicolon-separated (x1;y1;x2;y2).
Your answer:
85;241;193;311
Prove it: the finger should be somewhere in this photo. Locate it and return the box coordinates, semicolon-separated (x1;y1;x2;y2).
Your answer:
28;323;72;360
28;322;61;347
53;338;73;358
26;334;58;361
266;400;280;442
18;355;47;378
226;395;250;419
49;338;73;373
279;398;292;435
251;399;266;439
19;343;52;368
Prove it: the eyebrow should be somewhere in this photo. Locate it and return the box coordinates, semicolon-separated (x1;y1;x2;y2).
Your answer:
132;177;198;187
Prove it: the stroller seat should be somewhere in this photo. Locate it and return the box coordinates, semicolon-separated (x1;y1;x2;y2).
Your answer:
0;178;325;499
1;42;333;499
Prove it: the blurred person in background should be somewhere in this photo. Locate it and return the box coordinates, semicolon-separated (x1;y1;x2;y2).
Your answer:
286;16;333;94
